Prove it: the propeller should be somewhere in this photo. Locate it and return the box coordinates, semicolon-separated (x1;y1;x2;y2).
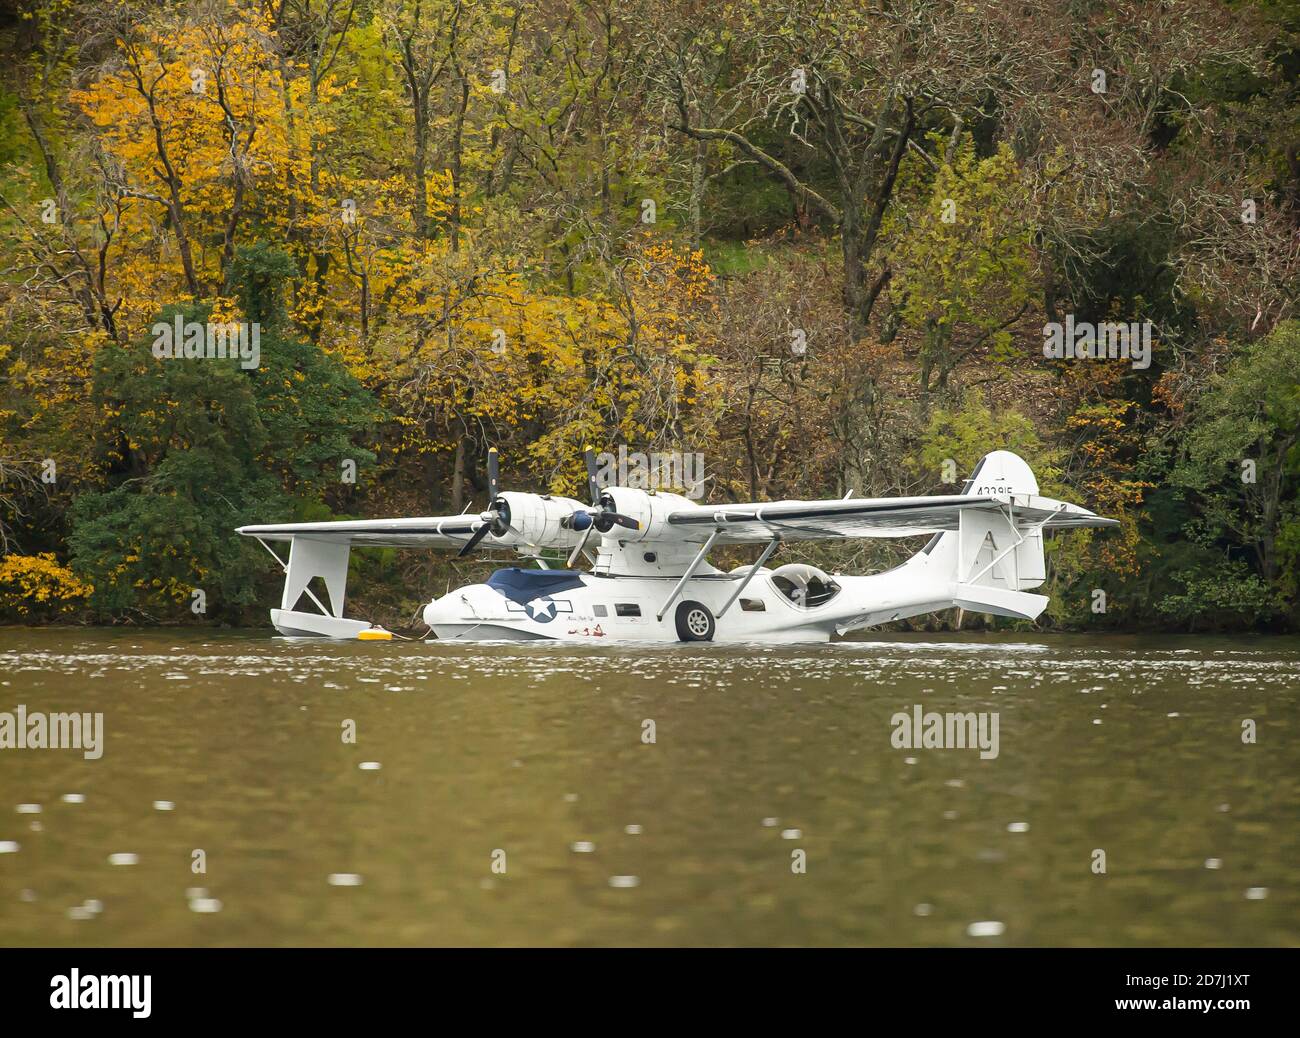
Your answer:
564;446;640;565
456;446;639;564
458;447;511;557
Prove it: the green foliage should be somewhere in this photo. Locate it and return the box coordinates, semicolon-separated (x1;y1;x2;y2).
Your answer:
1169;321;1300;585
892;142;1034;391
1174;324;1300;488
249;322;382;498
68;451;282;618
1156;559;1284;630
912;396;1059;492
0;87;27;168
1055;211;1189;343
66;248;381;621
230;243;297;329
701;239;772;277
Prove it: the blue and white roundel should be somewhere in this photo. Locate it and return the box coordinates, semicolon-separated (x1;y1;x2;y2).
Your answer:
524;596;559;622
504;593;573;623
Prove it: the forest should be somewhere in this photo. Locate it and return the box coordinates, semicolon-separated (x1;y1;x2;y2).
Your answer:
0;0;1297;632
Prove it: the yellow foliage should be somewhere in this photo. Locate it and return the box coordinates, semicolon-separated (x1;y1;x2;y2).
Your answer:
0;553;93;617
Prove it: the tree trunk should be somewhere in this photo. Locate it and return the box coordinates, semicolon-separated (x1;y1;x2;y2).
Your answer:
448;76;469;252
451;438;467;513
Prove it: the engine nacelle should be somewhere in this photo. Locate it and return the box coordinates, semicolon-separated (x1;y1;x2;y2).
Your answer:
584;488;717;577
488;492;588;551
594;488;698;543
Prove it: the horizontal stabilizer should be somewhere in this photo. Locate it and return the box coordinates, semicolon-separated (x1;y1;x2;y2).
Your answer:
952;583;1050;621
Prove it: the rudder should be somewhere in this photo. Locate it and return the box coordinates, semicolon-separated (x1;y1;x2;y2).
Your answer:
917;451;1047;594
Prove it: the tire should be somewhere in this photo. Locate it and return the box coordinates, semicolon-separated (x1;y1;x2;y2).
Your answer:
675;600;715;642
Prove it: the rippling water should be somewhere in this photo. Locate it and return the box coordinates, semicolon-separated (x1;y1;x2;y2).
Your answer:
0;627;1296;946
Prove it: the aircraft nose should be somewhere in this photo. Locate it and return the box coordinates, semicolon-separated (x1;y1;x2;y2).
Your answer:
423;595;456;626
424;587;490;626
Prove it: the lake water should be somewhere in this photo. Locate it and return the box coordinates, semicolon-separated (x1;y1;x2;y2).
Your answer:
0;627;1296;946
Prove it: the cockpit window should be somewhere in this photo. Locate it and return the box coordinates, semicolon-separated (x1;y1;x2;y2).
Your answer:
770;567;841;608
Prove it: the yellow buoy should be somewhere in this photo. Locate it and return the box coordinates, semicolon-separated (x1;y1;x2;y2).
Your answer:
357;628;393;641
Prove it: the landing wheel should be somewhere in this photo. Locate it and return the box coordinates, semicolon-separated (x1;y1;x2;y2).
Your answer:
675;600;715;642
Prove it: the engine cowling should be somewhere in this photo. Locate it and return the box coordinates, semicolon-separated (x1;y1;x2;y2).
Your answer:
486;492;588;550
592;488;698;543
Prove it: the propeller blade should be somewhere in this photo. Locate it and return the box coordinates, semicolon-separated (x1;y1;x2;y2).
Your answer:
457;521;492;558
594;511;640;534
566;523;594;568
583;446;601;505
486;447;500;500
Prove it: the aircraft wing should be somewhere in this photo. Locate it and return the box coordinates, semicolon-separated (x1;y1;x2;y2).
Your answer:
664;493;1120;544
236;515;482;549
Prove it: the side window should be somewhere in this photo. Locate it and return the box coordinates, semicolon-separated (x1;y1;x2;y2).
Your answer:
772;575;803;604
772;574;840;608
593;604;608;617
805;578;840;607
615;603;641;617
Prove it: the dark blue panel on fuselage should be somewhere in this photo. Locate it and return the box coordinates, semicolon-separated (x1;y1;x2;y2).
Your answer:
486;568;587;605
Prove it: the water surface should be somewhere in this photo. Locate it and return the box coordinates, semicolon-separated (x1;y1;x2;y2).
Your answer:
0;628;1296;946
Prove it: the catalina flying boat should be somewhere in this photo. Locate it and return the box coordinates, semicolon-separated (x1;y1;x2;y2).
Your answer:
237;448;1117;643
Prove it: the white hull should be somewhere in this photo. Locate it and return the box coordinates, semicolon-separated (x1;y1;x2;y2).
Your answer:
431;623;551;641
419;555;1047;645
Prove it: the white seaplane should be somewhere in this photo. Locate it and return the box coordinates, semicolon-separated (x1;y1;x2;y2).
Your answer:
236;448;1117;643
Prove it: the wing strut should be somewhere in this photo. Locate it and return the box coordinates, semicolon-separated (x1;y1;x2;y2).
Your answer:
716;534;781;618
253;536;334;617
656;529;720;622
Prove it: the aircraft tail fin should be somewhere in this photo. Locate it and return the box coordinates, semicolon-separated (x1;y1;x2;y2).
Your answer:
914;451;1049;616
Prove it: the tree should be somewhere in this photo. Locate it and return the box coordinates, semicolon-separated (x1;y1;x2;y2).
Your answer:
891;142;1033;394
1171;320;1300;585
67;245;380;620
